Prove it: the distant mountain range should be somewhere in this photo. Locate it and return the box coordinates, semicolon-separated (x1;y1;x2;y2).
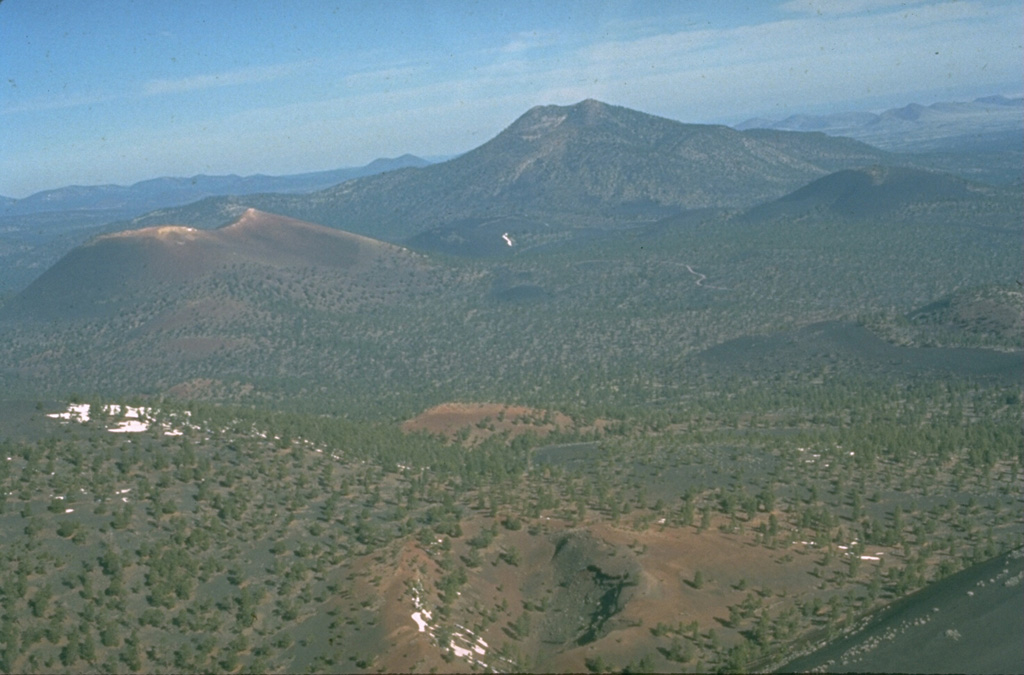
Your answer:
2;98;1016;300
0;154;430;296
6;94;1016;217
0;154;430;218
736;95;1023;153
121;99;896;245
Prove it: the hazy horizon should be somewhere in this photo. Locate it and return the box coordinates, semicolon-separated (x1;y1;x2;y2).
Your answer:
2;0;1020;198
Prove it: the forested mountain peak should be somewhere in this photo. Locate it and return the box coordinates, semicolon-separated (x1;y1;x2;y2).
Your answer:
121;100;895;244
504;98;690;139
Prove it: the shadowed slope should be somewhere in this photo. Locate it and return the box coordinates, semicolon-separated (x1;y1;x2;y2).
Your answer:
745;165;1007;221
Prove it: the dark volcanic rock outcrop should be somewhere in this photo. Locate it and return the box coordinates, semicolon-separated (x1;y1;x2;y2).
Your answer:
538;530;642;647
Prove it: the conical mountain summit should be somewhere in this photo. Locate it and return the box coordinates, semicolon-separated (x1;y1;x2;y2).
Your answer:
124;99;893;242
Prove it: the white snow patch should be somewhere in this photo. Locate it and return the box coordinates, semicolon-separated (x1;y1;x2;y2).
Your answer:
47;401;195;436
412;611;431;632
409;583;494;669
47;403;92;423
109;419;151;433
450;642;473;659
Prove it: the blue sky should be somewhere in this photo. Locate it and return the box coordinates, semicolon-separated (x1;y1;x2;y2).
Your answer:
1;0;1020;197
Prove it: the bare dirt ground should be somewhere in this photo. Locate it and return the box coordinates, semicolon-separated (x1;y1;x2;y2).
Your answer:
368;505;898;673
552;518;868;671
401;402;578;445
376;541;450;674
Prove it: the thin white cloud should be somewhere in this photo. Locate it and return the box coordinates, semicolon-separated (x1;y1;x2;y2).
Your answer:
780;0;933;15
493;30;562;54
255;0;1017;134
1;89;122;114
3;61;305;114
543;0;1020;119
143;62;301;96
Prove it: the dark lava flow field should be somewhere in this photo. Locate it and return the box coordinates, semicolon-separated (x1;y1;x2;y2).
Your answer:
779;548;1024;674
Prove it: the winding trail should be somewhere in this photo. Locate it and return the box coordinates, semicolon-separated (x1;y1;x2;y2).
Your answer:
684;264;729;290
571;259;729;290
684;265;707;285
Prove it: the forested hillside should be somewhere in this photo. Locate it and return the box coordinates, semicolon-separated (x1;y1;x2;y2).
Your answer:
0;99;1020;674
1;168;1018;415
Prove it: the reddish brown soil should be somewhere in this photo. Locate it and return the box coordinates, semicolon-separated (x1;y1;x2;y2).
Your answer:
401;402;577;445
377;541;449;674
543;519;825;671
366;504;896;673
